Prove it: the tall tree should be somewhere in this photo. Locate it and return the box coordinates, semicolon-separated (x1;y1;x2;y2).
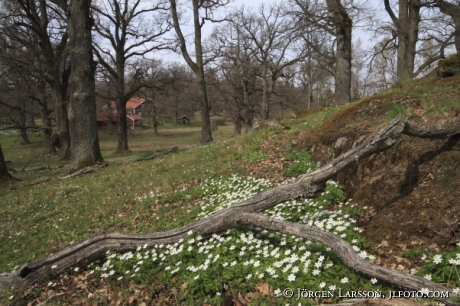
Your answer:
0;0;72;159
210;19;260;132
384;0;421;83
51;0;104;171
237;4;306;119
290;0;353;106
325;0;352;106
92;0;170;152
169;0;229;143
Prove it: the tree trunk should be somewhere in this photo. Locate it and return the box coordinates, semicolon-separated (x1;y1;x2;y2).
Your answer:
385;0;420;83
0;144;13;181
25;101;36;128
116;100;129;151
326;0;352;106
18;101;30;145
192;0;212;143
67;0;104;172
40;104;55;155
116;54;129;152
19;128;30;145
261;64;270;120
51;80;71;160
234;115;242;135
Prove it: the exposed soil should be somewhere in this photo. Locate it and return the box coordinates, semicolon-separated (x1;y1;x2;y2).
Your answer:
295;79;460;274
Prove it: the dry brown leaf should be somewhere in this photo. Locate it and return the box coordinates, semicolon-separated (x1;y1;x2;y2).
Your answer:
127;296;136;304
110;290;122;306
237;292;250;304
254;282;273;296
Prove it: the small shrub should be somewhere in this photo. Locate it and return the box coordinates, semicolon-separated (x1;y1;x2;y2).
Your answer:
284;151;317;177
437;52;460;78
388;104;406;120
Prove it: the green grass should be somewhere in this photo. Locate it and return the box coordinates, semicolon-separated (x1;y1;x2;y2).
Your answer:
1;86;459;305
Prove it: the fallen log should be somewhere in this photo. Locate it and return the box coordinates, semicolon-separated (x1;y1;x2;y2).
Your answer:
134;146;179;162
1;116;459;304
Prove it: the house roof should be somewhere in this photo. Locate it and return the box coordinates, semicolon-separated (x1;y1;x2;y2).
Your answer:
178;115;191;120
103;97;146;111
127;114;142;121
127;97;145;109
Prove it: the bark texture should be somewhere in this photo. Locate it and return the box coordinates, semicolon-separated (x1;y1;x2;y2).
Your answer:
1;116;460;305
67;0;104;172
0;144;13;181
170;0;213;144
384;0;420;83
326;0;352;106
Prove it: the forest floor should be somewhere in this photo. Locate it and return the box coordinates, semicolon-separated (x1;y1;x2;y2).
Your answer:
0;76;459;305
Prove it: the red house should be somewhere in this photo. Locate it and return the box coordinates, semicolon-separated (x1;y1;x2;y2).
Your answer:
97;97;149;129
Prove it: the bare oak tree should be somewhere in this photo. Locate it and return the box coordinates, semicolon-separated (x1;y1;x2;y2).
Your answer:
236;4;306;119
92;0;170;152
0;0;71;159
50;0;104;171
290;0;354;106
169;0;229;143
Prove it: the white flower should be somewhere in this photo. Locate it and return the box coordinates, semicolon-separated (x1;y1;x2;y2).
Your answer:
312;269;320;276
51;265;57;269
274;288;281;296
453;287;460;294
371;278;378;284
424;274;432;281
319;282;326;289
419;288;430;295
194;275;200;280
341;277;349;284
433;254;443;264
287;274;296;282
329;285;336;291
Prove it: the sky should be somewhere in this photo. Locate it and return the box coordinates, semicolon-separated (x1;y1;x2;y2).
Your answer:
157;0;387;64
157;0;273;63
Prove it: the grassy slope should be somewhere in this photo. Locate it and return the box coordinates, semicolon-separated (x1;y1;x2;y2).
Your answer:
0;76;459;305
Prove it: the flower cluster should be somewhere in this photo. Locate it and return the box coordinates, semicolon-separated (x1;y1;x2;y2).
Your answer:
90;175;394;304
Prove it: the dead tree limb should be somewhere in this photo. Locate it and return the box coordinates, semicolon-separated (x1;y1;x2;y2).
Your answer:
58;168;94;180
134;146;179;162
1;116;460;305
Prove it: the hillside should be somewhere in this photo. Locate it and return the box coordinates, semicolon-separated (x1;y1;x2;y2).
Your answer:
0;76;459;305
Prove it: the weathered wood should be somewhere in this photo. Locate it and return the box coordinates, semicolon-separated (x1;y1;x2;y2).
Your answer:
234;213;457;305
58;168;94;180
1;116;460;305
134;146;179;162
